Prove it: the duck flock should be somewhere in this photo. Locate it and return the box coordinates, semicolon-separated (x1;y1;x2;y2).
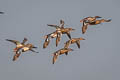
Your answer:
1;12;111;64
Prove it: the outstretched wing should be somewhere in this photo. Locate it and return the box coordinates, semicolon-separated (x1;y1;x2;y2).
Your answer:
6;39;21;45
13;51;21;61
30;49;39;53
82;22;88;34
52;53;59;64
64;40;71;48
43;37;50;48
66;32;71;39
76;41;80;48
56;33;61;47
47;24;60;29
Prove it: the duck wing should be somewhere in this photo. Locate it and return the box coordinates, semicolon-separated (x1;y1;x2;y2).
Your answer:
43;37;50;48
76;40;80;48
52;53;59;64
64;40;71;48
30;49;39;53
56;33;61;47
13;51;21;61
6;39;21;45
82;22;88;34
47;24;60;29
66;32;71;39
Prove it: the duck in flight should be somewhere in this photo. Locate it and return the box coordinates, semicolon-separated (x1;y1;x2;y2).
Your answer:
52;48;73;64
64;37;85;49
6;38;38;61
12;43;38;61
47;20;75;39
80;16;111;34
6;38;27;52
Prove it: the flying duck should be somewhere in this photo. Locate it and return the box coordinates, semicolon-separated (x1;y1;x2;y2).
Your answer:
52;48;73;64
47;20;75;39
64;37;85;48
81;17;111;34
6;38;27;52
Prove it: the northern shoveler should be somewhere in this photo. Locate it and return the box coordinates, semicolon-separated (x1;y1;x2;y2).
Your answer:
47;20;75;39
12;43;38;61
52;48;73;64
81;17;111;34
6;38;27;52
64;37;85;48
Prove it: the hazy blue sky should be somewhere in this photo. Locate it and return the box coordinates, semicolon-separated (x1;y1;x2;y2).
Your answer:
0;0;120;80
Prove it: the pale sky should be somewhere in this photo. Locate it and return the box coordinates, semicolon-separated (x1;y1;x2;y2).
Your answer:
0;0;120;80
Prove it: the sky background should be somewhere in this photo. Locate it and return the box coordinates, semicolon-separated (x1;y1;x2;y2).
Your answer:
0;0;120;80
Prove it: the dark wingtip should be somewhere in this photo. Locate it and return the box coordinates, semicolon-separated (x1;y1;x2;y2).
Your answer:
108;19;112;22
72;29;75;31
56;44;58;47
82;32;85;34
12;57;17;61
6;39;10;41
33;46;37;48
0;12;4;14
12;58;16;61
